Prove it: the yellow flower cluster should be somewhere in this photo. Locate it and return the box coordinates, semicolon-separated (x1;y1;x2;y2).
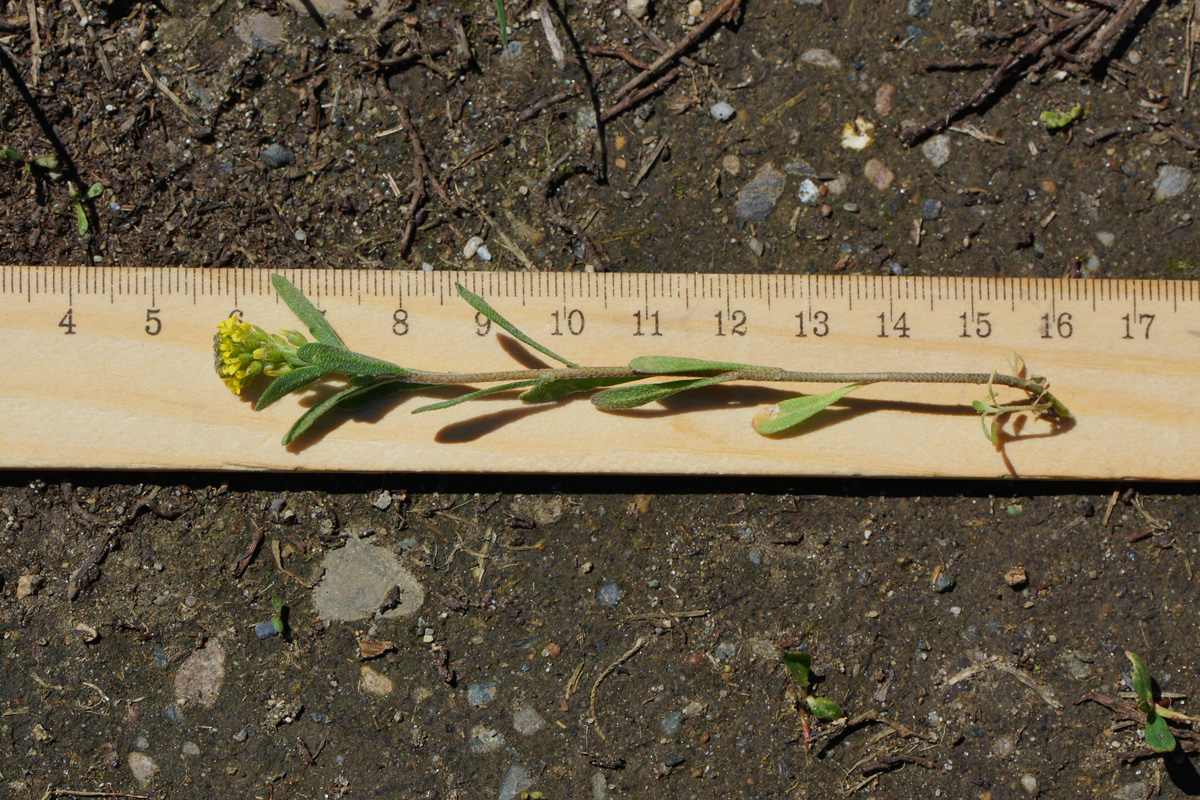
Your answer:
213;316;306;395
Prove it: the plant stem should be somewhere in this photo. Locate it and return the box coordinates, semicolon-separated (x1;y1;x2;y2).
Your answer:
390;366;1066;411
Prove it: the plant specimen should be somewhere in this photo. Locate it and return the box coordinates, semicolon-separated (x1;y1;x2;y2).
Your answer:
214;275;1072;447
783;651;843;722
1040;102;1084;131
1;146;104;234
1126;651;1196;753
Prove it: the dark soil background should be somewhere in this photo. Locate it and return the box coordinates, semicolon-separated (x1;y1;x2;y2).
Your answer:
2;0;1200;798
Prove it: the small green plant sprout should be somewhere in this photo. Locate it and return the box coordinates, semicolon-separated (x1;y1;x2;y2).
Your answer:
1126;651;1197;753
1040;102;1084;131
215;275;1072;447
1;146;103;235
783;651;843;722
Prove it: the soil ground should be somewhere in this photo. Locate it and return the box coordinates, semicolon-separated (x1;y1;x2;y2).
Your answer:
2;0;1200;798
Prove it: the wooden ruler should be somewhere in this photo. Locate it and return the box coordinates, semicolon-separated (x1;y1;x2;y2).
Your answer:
2;267;1197;478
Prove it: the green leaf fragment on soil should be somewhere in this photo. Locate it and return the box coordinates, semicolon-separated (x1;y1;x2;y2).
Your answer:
783;651;812;687
805;695;843;722
272;274;345;348
1144;711;1177;753
1127;651;1155;710
752;384;863;435
1041;103;1083;130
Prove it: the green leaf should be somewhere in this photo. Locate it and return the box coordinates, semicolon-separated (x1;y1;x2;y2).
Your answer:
297;342;410;377
1127;651;1156;711
0;147;24;164
1145;711;1177;753
805;695;844;722
783;651;812;687
271;274;345;348
85;182;104;200
283;383;380;445
255;365;327;411
591;375;737;410
1040;102;1083;131
412;380;539;413
456;284;578;367
33;154;58;170
271;595;284;615
74;203;89;235
629;355;765;374
519;376;640;403
752;384;863;435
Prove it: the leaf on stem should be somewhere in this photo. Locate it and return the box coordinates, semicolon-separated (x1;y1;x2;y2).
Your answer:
336;380;436;411
271;274;346;348
412;380;540;413
752;384;863;435
297;342;411;377
456;284;579;367
591;375;737;410
283;384;378;445
629;355;766;374
1144;711;1177;753
255;365;328;410
519;376;640;404
1126;651;1156;711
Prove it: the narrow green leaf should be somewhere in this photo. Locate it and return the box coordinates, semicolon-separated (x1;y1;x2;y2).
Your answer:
336;380;434;411
456;284;578;367
272;274;345;347
805;695;844;722
74;203;89;235
752;384;863;435
1145;711;1177;753
1127;651;1156;711
297;342;410;377
0;147;24;164
271;595;284;615
783;651;812;687
629;355;764;374
255;365;327;410
519;376;640;403
971;400;993;413
412;381;539;413
283;383;378;445
591;375;736;410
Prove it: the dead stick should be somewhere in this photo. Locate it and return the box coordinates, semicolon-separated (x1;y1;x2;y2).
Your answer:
610;0;739;102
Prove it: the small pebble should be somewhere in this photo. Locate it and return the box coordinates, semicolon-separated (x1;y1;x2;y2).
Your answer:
128;752;159;787
874;83;896;117
797;178;820;205
736;164;786;222
1004;565;1028;589
710;102;735;122
469;725;506;754
512;705;547;735
598;582;624;606
722;154;742;176
922;198;942;221
1096;231;1115;248
665;755;686;768
1113;782;1149;800
498;763;534;800
372;490;393;510
800;48;842;69
687;0;703;17
501;41;524;59
542;642;562;658
661;710;683;735
907;0;933;18
842;203;860;213
921;134;951;168
747;236;764;257
254;620;280;639
714;641;737;660
748;550;763;565
626;0;650;18
261;144;294;169
992;733;1016;757
359;665;395;697
182;741;200;756
864;158;894;190
933;573;956;593
16;574;40;599
1020;773;1039;795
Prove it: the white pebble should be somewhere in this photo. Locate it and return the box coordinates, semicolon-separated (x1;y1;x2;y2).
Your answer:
687;0;703;17
797;178;820;205
463;235;485;259
710;102;735;122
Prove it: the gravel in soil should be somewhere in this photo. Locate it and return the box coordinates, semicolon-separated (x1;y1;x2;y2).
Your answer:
2;0;1200;797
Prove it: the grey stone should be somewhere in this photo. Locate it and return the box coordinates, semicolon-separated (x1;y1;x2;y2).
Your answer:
592;772;609;800
314;536;425;622
736;164;787;223
800;48;841;69
498;763;534;800
234;13;285;50
908;0;933;19
174;639;225;709
661;710;683;735
512;705;546;735
933;573;956;593
128;752;159;787
797;179;820;205
468;681;498;706
1113;782;1149;800
598;582;624;606
261;144;295;169
469;725;506;754
922;198;942;221
1096;231;1115;248
254;620;280;639
372;490;393;510
921;134;951;168
1153;165;1192;201
710;102;735;122
714;641;737;660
